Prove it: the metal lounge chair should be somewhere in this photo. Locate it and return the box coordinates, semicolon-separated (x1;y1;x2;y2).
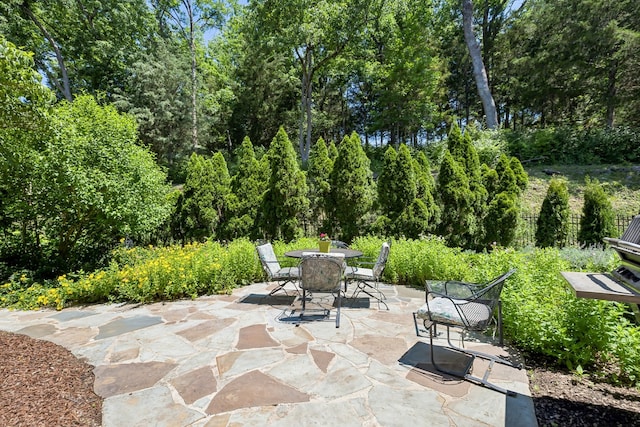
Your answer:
256;242;300;296
345;242;390;310
297;252;346;328
412;269;521;395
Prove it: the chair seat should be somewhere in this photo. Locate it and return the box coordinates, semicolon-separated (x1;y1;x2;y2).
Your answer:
345;266;374;280
272;266;299;280
415;297;491;328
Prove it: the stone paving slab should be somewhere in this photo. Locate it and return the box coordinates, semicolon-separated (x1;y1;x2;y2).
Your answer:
0;281;538;426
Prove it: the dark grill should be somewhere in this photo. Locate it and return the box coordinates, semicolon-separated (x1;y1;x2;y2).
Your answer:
604;215;640;289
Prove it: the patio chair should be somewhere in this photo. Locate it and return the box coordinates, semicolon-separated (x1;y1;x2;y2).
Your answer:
256;243;300;296
345;242;390;310
412;269;521;395
297;252;346;328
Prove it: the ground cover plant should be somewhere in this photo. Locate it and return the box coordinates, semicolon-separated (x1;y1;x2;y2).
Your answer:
2;236;639;386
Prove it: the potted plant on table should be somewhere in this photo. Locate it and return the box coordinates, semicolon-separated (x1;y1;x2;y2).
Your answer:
319;233;331;253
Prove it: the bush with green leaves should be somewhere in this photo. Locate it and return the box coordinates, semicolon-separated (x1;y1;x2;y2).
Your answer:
536;177;570;248
2;92;172;275
578;178;617;247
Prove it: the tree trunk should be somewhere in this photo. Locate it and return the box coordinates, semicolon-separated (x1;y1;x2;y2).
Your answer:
462;0;498;129
186;0;198;149
23;4;72;101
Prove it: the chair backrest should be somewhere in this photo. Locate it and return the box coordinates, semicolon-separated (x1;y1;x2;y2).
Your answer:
256;243;280;278
299;252;345;292
372;242;390;279
465;269;516;329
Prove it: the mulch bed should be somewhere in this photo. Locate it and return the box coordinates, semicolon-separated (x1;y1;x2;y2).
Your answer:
528;359;640;427
0;331;101;427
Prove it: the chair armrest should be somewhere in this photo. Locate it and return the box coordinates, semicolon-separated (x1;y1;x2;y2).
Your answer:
427;280;479;299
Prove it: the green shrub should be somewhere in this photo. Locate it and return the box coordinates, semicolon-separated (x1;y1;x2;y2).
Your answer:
578;178;617;247
536;177;570;248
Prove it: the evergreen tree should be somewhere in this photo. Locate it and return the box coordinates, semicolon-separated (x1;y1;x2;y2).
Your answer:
396;144;418;213
578;178;616;247
208;152;233;239
260;126;309;241
327;140;339;162
228;137;268;239
536;178;570;248
414;151;439;231
510;157;529;193
483;155;524;248
481;163;499;201
495;154;519;195
377;146;399;218
396;198;432;239
436;150;476;248
307;137;333;230
329;132;375;242
485;192;519;247
180;153;219;242
445;124;486;248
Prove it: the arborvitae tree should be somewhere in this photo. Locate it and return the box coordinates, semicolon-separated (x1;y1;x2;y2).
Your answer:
396;144;418;212
329;132;375;242
414;151;436;198
495;154;520;195
327;140;338;162
444;125;487;248
180;153;219;242
396;198;432;239
307;137;333;230
578;178;616;247
436;150;476;248
510;156;529;193
260;126;309;241
413;151;439;232
228;137;268;239
377;144;419;237
483;155;524;248
481;163;499;201
536;178;570;248
485;192;519;247
208;152;233;239
446;122;465;160
377;145;399;219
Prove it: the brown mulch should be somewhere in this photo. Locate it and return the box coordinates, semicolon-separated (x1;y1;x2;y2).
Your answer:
0;331;102;427
528;359;640;427
2;330;640;427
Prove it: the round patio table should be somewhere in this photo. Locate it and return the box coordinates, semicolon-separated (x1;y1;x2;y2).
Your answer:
284;248;363;258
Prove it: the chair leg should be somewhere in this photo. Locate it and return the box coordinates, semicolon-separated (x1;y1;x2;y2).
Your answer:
335;292;341;328
351;280;388;310
428;323;521;396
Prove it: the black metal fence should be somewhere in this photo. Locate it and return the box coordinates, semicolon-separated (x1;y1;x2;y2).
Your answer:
517;214;636;247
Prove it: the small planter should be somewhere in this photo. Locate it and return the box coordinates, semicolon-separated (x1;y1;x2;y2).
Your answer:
318;240;331;253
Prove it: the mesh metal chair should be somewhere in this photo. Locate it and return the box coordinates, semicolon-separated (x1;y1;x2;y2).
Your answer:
345;242;390;309
297;252;346;328
256;243;300;296
412;269;521;395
